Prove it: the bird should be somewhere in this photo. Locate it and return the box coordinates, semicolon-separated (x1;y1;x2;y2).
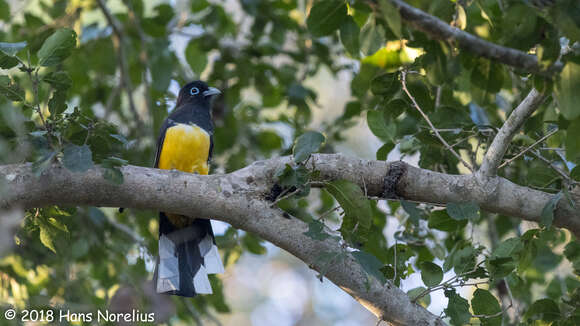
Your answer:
153;80;224;297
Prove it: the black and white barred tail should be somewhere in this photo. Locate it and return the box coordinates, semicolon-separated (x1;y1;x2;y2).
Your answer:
154;214;224;297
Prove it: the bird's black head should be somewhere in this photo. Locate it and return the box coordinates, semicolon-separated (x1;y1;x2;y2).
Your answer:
176;80;221;107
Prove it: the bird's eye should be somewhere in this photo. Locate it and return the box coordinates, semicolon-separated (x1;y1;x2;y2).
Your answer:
190;87;200;95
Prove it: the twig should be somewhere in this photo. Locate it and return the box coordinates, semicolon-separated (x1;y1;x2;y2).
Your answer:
479;89;545;177
122;0;152;124
318;205;341;221
96;0;144;131
269;187;301;207
401;70;474;172
498;128;558;169
183;300;203;326
529;150;575;183
385;0;562;75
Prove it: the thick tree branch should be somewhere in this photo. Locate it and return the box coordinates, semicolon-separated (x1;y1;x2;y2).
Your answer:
386;0;561;75
479;89;545;177
2;154;579;324
0;157;444;326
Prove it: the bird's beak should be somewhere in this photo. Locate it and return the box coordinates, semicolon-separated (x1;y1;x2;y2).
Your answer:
203;87;221;97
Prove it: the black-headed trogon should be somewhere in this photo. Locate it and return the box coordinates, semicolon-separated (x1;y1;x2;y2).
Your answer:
153;80;224;297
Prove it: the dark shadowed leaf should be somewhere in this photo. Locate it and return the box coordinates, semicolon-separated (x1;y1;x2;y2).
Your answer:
42;71;72;90
471;289;501;326
326;179;372;232
48;90;67;115
407;287;431;308
185;39;207;75
304;220;331;241
541;192;563;228
0;75;25;101
447;202;480;221
306;0;348;37
555;62;580;120
63;144;94;172
444;289;471;326
420;261;443;287
376;142;394;160
525;298;561;322
293;131;325;163
352;250;386;283
340;17;360;56
566;118;580;163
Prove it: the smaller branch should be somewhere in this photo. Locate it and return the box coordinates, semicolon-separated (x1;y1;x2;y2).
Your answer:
269;187;301;207
498;128;558;169
529;150;575;183
479;89;545;177
96;0;144;131
401;71;474;172
122;0;152;122
386;0;561;75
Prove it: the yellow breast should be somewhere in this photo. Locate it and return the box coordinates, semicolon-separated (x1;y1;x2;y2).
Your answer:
158;123;210;175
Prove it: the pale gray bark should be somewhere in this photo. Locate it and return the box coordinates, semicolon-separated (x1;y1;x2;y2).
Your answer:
479;89;546;177
1;154;579;325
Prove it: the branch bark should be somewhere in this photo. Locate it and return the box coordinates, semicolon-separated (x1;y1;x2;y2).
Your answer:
479;89;545;177
2;154;580;324
386;0;561;75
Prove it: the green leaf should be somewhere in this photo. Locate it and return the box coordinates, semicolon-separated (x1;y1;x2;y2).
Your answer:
471;59;504;94
293;131;325;163
0;52;19;69
447;202;480;221
48;90;67;115
352;250;386;283
326;179;372;232
360;18;386;56
370;73;399;96
42;71;72;90
566;118;580;163
0;75;25;101
471;289;501;326
555;62;580;120
0;0;9;21
37;28;77;66
526;298;561;322
303;220;331;241
378;0;402;38
540;192;563;228
571;166;580;181
39;225;57;253
185;39;208;75
444;289;471;326
420;261;443;287
0;41;27;56
428;210;467;232
191;0;209;12
339;17;360;56
367;109;395;141
401;200;422;224
306;0;348;37
0;42;26;69
242;233;267;255
63;144;94;172
376;142;394;160
407;287;431;308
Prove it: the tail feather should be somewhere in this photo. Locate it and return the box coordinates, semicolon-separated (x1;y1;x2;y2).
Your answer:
155;213;223;297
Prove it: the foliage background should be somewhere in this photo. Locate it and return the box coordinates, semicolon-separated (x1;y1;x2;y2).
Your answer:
0;0;580;325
